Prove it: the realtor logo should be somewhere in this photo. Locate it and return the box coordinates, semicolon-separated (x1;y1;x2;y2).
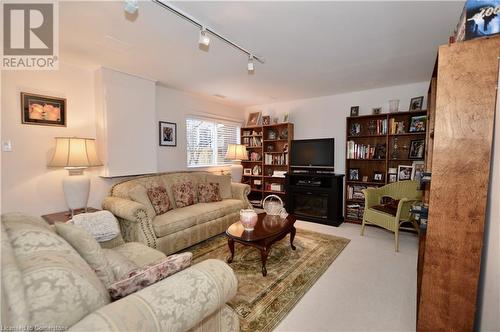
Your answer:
2;2;59;70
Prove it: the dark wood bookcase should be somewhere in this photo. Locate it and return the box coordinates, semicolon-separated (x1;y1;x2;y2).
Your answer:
345;110;428;223
241;123;294;208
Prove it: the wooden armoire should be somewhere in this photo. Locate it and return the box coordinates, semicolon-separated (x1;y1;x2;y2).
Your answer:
417;35;500;330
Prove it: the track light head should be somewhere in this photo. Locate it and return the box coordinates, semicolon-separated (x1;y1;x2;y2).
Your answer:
247;55;255;72
124;0;139;14
199;28;210;47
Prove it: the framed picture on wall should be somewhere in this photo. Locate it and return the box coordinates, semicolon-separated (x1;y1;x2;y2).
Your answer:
21;92;66;127
159;121;177;147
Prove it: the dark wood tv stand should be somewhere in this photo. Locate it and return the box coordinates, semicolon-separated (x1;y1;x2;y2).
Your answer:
285;171;344;227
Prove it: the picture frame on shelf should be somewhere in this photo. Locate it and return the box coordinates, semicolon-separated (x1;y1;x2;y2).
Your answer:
349;168;360;181
243;168;252;176
389;173;398;183
252;165;262;175
282;113;289;123
412;161;425;181
408;139;425;159
373;172;384;182
262;115;271;125
362;176;369;182
247;112;262;126
409;96;424;111
372;107;382;115
350;106;359;117
350;123;361;136
398;165;414;181
159;121;177;146
21;92;66;127
409;115;427;132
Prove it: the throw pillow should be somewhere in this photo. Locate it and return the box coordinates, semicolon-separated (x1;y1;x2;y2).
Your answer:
129;185;157;218
55;223;115;287
102;249;139;282
172;181;195;208
198;182;222;203
206;174;232;199
108;252;193;300
147;185;172;215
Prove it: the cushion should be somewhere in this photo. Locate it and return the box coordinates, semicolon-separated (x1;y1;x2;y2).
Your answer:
71;210;121;242
55;223;115;287
206;174;232;199
129;184;157;218
107;252;192;300
113;242;167;267
102;249;138;282
198;182;222;203
2;213;109;328
370;198;400;216
147;186;172;215
172;181;196;208
153;199;245;237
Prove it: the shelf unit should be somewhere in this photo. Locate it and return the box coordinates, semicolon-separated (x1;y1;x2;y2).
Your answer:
345;110;428;223
241;123;294;208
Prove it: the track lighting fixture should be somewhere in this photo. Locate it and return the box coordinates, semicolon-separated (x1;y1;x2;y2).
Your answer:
199;27;210;47
124;0;139;14
247;55;255;72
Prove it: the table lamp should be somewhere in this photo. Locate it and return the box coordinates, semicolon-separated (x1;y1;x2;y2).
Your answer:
225;144;248;182
48;137;103;216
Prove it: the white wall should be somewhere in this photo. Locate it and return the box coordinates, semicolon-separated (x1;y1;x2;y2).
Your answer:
246;82;429;174
1;62;113;215
1;64;245;215
477;66;500;332
156;86;245;172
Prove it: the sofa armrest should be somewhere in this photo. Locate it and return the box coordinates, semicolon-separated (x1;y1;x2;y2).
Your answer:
69;259;238;332
231;183;251;208
362;188;382;209
102;196;158;249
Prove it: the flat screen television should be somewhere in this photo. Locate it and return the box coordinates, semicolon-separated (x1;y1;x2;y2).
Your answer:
290;138;335;169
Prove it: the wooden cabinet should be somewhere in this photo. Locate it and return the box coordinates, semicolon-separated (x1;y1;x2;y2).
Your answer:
417;36;500;331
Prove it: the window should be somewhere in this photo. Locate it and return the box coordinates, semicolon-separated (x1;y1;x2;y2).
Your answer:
186;117;240;167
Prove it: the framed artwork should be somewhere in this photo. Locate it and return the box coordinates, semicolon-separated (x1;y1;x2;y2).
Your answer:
372;107;382;115
362;176;368;182
373;172;384;182
247;112;262;126
262;115;271;125
243;168;252;175
398;165;414;181
409;115;427;132
412;161;425;181
159;121;177;147
350;106;359;117
409;96;424;111
389;173;398;183
348;168;360;181
21;92;66;127
408;139;425;159
282;113;289;123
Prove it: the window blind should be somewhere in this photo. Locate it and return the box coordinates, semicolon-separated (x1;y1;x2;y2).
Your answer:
186;117;240;167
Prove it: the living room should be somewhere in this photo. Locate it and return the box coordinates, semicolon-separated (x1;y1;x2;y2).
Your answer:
1;1;499;332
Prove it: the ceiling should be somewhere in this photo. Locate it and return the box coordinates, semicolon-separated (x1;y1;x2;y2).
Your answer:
59;1;464;107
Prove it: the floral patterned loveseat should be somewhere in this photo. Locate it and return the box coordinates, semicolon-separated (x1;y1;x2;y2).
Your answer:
102;171;251;255
1;212;240;332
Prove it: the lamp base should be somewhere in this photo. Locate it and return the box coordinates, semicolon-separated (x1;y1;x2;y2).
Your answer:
229;161;243;183
63;171;90;217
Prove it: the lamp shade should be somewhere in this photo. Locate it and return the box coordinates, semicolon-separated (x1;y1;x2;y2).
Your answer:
48;137;103;168
225;144;248;161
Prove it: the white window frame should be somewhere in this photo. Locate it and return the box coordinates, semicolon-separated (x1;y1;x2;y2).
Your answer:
186;116;241;168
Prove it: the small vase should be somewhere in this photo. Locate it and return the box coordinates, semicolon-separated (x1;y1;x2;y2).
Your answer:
240;209;258;231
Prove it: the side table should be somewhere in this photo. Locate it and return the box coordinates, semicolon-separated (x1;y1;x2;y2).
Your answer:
41;207;100;225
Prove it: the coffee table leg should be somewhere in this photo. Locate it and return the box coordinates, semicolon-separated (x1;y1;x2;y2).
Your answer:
260;248;269;276
290;226;296;250
227;238;235;263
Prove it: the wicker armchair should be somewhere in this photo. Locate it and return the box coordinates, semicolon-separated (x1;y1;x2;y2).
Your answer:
360;180;422;251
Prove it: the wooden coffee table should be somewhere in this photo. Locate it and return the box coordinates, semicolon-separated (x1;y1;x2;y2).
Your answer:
226;213;297;276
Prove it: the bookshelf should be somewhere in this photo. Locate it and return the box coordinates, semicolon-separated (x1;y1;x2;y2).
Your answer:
241;123;294;208
345;109;427;223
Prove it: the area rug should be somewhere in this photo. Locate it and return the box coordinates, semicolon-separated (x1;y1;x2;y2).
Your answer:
186;228;350;332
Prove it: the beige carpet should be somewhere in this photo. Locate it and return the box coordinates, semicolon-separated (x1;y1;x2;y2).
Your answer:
187;228;350;332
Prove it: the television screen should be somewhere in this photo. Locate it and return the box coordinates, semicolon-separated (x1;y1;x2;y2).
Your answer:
290;138;335;168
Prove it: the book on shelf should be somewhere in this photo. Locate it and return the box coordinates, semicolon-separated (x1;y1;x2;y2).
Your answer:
372;119;388;135
243;136;262;147
346;184;378;200
264;153;288;165
346;204;365;220
249;151;262;161
389;118;406;134
346;141;376;159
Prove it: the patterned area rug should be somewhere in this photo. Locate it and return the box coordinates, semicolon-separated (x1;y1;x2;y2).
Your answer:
187;228;350;332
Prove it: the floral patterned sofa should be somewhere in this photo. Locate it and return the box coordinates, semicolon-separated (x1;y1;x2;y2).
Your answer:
1;213;240;332
102;171;251;255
